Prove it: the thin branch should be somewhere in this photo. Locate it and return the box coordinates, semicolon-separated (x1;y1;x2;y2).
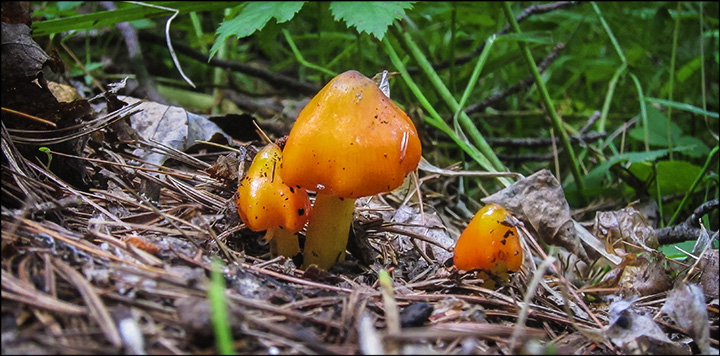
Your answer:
465;42;565;115
138;32;321;95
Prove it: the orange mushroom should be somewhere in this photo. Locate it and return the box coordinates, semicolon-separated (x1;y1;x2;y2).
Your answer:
236;143;311;258
280;70;422;269
453;203;524;273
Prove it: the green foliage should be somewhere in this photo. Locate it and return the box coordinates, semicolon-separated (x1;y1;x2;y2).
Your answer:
209;259;235;355
659;240;698;260
329;2;415;39
628;106;710;158
209;2;305;59
38;147;52;171
629;160;703;197
209;1;415;60
584;146;696;191
32;2;240;38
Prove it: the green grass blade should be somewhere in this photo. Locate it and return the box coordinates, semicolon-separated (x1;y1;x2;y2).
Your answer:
590;2;626;65
392;25;508;177
455;35;496;123
667;145;719;226
598;63;626;134
32;2;240;37
502;2;585;198
209;259;236;355
629;73;650;152
282;29;337;77
381;37;512;187
644;97;719;119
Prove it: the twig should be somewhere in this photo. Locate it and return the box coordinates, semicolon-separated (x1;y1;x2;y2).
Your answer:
488;131;606;148
465;43;566;115
138;32;321;95
656;199;719;244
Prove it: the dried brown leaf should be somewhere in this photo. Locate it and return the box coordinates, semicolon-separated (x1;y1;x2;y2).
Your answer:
661;281;714;355
482;169;589;262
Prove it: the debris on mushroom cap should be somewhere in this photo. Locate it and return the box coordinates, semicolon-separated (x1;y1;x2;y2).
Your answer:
453;203;524;272
236;143;311;232
280;70;422;199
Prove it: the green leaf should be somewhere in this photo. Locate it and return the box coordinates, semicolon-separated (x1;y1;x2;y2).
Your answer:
674;136;710;158
676;56;702;83
583;145;695;189
329;1;415;39
628;105;711;157
210;2;306;59
32;2;240;37
629;105;682;146
629;160;704;197
659;241;697;259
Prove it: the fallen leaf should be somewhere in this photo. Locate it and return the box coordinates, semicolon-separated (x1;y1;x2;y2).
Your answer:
606;297;690;354
1;22;49;80
593;206;659;255
661;281;714;355
617;256;672;297
482;169;589;262
120;96;233;168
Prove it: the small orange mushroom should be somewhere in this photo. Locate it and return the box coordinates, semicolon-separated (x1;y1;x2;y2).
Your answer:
236;143;311;258
453;203;524;273
280;70;422;269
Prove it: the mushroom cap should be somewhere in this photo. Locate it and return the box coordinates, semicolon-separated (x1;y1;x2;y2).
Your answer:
280;70;422;199
236;143;311;232
453;204;524;272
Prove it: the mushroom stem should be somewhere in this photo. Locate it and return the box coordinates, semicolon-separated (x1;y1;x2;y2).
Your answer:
302;193;356;269
265;229;300;258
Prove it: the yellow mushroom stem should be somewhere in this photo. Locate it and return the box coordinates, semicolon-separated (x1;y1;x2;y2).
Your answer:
301;193;356;269
265;228;300;258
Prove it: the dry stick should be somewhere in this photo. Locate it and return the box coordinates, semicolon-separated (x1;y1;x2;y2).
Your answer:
1;107;57;127
509;256;557;352
656;199;719;245
241;260;354;294
374;226;453;251
138;32;320;95
384;323;546;342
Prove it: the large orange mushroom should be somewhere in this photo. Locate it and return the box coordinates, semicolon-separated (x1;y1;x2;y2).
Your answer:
453;203;524;273
280;70;422;269
236;143;311;258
